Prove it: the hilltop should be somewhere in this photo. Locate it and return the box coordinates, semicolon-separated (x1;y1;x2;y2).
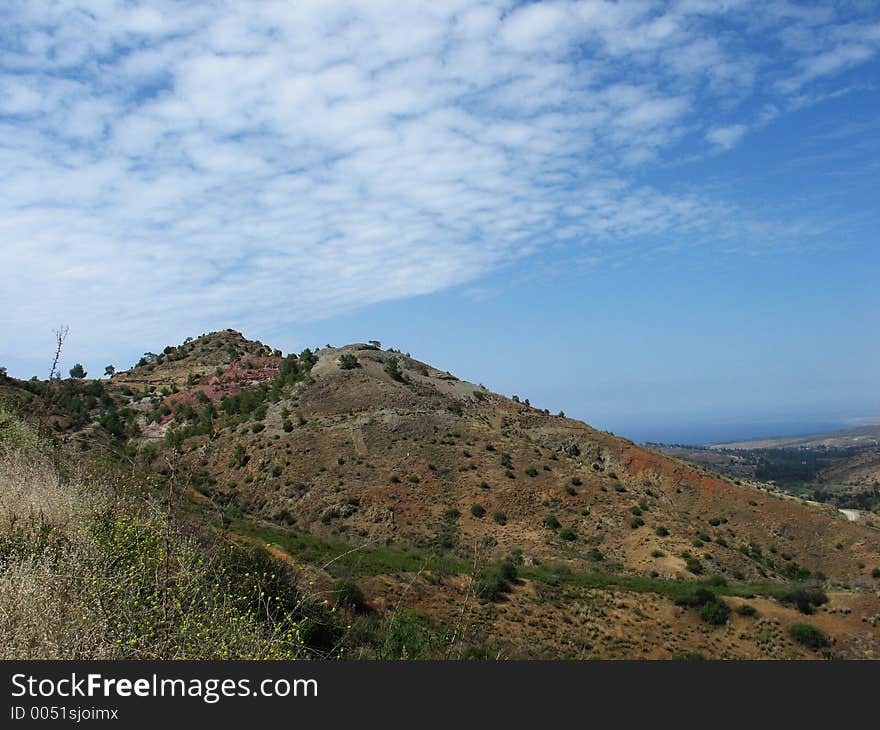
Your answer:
2;330;880;659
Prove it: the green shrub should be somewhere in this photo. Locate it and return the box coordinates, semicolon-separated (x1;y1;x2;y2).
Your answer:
559;527;576;541
492;511;507;525
571;477;582;486
778;584;828;614
788;622;829;650
0;406;40;451
675;588;716;608
476;558;519;602
338;353;360;370
470;505;486;518
334;580;367;612
384;357;406;382
699;599;731;626
543;514;561;530
380;611;434;659
736;604;758;617
655;526;669;537
525;467;538;478
630;517;644;529
685;557;703;575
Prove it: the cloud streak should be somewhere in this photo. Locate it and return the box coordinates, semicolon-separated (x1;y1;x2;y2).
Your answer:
1;1;878;364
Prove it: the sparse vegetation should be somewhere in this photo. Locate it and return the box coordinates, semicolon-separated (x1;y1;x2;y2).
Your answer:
2;329;877;661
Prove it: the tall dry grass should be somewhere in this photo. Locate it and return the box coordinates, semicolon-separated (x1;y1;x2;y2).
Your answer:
0;433;111;658
0;406;318;659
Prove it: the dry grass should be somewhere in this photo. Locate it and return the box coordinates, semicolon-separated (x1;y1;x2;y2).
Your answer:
0;407;320;659
0;437;111;658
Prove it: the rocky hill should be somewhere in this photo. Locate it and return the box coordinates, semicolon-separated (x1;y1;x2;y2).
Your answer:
3;330;880;659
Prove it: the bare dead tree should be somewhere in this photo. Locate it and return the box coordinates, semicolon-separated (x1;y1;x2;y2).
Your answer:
38;325;69;437
49;325;68;381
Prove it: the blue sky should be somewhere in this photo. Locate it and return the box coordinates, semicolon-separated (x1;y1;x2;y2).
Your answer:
1;1;879;443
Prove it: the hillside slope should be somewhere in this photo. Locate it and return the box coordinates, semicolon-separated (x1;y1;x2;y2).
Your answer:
3;330;880;659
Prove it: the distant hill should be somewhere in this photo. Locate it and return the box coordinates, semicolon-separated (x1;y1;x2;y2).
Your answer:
710;425;880;451
3;329;880;659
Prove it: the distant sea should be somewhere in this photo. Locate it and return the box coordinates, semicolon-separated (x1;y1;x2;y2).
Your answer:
613;421;853;447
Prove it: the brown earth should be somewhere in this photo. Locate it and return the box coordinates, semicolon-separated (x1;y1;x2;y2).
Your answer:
8;329;880;659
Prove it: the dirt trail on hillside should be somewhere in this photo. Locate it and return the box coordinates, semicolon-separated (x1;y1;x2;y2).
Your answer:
352;427;367;456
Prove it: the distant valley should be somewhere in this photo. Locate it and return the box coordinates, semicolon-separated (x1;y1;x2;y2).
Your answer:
652;425;880;515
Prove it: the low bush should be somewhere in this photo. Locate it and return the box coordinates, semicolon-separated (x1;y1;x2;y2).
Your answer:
333;580;367;612
475;558;519;602
788;622;829;650
338;353;360;370
777;584;828;615
699;599;731;626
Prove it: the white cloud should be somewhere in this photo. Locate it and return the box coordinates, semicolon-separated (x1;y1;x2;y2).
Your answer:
706;123;749;149
779;44;877;92
0;1;878;366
